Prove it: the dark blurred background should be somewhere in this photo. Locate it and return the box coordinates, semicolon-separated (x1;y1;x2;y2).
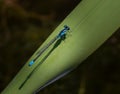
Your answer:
0;0;120;94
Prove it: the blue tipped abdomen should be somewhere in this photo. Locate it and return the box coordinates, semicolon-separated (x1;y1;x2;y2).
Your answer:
29;60;34;66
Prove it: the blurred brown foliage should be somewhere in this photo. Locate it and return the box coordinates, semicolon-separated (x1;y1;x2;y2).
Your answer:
0;0;120;94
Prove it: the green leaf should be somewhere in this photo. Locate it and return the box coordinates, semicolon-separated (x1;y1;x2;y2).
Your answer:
2;0;120;94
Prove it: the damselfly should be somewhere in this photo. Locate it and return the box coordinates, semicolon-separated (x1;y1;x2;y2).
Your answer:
28;25;70;66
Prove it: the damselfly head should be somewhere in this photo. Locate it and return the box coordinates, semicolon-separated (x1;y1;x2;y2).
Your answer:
64;25;70;30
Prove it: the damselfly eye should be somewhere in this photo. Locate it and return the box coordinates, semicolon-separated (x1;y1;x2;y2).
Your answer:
64;25;70;30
